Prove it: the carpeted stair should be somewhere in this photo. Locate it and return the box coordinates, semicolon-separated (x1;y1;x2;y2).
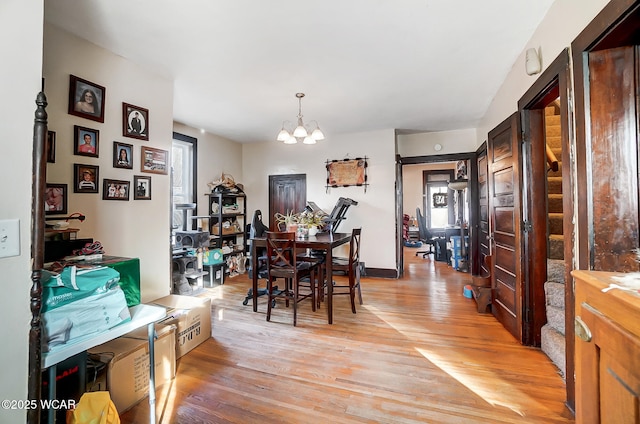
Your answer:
541;106;566;378
542;259;565;378
545;109;564;261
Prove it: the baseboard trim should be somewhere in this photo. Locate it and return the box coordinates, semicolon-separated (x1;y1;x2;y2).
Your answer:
365;268;397;278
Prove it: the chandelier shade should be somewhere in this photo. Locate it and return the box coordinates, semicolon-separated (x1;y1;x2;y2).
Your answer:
448;179;468;191
276;93;325;144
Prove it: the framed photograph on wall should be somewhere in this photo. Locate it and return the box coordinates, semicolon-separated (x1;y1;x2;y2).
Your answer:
46;131;56;163
133;175;151;200
68;75;105;123
141;146;168;174
74;125;99;158
113;141;133;169
103;179;130;201
45;183;68;215
73;164;99;193
122;102;149;140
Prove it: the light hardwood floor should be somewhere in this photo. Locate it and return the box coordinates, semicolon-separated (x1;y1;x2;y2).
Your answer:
121;249;574;423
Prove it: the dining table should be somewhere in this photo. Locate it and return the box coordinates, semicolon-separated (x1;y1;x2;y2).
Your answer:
250;231;352;324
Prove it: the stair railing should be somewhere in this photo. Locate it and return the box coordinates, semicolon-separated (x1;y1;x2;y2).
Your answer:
546;142;559;173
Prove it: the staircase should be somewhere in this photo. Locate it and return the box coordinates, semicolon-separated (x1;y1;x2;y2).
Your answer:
542;260;566;377
541;104;566;377
545;107;563;261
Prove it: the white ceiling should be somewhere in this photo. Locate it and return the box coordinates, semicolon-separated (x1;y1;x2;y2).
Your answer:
44;0;555;144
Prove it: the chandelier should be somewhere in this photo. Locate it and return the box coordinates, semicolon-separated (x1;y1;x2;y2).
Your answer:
276;93;325;144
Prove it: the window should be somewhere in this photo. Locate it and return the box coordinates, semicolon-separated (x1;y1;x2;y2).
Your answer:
172;133;197;235
423;170;455;229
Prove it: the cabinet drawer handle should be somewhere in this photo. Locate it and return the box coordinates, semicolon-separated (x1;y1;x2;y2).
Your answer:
575;316;592;342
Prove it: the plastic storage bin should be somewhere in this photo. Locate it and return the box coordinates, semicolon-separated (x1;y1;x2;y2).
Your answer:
449;235;469;270
449;235;469;259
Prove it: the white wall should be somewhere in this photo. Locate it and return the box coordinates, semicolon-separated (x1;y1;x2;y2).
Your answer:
397;128;477;157
242;129;397;270
477;0;610;140
43;24;174;302
0;1;43;421
172;123;243;218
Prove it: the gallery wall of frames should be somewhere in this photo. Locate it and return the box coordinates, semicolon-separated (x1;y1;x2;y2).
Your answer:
44;74;166;214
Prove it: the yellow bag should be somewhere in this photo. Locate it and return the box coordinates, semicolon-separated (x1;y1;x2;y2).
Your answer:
66;392;120;424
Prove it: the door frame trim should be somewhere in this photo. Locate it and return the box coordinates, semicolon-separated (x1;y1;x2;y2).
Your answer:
397;152;477;276
518;50;572;348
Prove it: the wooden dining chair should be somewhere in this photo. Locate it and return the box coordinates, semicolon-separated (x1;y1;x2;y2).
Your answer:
265;231;319;326
296;247;327;309
331;227;362;313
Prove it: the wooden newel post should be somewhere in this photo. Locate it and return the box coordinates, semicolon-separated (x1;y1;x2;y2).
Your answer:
27;91;48;424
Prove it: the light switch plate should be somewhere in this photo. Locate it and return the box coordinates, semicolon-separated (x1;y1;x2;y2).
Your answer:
0;219;20;258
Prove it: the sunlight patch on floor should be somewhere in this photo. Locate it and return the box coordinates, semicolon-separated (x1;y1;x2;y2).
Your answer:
203;286;224;300
156;378;177;423
363;303;547;417
415;347;525;416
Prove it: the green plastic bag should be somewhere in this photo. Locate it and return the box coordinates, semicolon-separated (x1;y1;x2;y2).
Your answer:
42;266;120;313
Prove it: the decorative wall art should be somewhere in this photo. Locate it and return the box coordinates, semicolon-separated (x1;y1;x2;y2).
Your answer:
133;175;151;200
74;125;99;158
141;146;168;175
122;102;149;140
103;179;130;200
45;183;68;215
433;192;448;208
113;141;133;169
325;157;368;192
68;75;105;123
74;164;99;193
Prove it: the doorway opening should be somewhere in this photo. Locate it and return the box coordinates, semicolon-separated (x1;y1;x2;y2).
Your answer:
397;152;476;277
518;49;572;403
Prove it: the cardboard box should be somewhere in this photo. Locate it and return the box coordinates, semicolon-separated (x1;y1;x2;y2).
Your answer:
153;294;212;358
88;324;176;414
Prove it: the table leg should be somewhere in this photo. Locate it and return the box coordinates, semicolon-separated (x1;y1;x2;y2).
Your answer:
147;322;156;424
47;365;56;424
326;249;333;324
251;242;258;312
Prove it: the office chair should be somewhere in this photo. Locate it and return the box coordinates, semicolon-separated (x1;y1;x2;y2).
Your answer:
415;207;437;258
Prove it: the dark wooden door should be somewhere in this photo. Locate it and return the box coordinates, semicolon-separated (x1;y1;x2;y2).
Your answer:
476;145;490;276
268;174;306;231
588;46;639;271
487;112;523;342
396;156;404;277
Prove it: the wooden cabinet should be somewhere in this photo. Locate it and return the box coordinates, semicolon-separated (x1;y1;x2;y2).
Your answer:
206;191;246;276
572;270;640;424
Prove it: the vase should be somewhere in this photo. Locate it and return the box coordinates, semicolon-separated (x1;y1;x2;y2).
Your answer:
308;226;319;237
296;224;309;239
286;223;298;233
